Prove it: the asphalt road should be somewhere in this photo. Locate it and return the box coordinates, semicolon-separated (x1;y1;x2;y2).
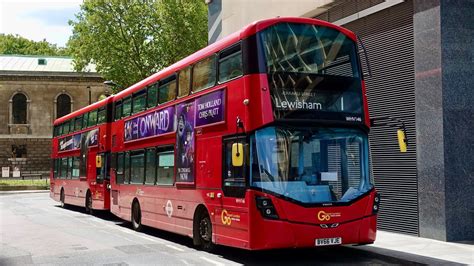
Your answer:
0;192;413;265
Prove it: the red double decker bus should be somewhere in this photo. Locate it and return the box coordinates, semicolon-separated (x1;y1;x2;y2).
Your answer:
108;17;385;250
50;97;113;213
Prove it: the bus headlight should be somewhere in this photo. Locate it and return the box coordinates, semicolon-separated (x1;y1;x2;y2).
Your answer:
256;196;279;219
372;193;380;214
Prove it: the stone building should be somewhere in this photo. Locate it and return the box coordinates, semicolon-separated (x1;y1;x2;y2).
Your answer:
207;0;473;242
0;55;109;179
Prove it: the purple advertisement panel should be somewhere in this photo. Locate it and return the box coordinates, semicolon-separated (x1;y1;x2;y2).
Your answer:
124;106;175;142
59;129;98;152
176;101;195;183
195;89;225;127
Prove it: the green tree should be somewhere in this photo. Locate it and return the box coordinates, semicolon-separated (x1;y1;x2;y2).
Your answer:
0;34;69;56
67;0;208;90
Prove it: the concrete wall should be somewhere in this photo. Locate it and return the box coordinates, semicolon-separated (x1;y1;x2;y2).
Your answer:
208;0;335;43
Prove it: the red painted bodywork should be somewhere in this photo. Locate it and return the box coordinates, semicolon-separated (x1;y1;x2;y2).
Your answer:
51;17;376;250
50;97;113;210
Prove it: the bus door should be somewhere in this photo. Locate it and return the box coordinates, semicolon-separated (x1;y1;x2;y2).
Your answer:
217;137;249;241
94;152;110;201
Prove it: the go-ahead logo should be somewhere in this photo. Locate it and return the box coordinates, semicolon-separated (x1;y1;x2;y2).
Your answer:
317;211;341;221
221;209;240;226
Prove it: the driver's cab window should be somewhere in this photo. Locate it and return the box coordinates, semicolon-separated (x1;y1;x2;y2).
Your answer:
223;136;248;197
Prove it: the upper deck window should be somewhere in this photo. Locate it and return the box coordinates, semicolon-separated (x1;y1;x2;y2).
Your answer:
74;115;83;131
260;23;359;78
218;44;243;83
192;55;217;92
158;75;177;104
132;90;146;114
114;100;122;121
122;97;132;118
147;84;158;108
82;112;89;129
178;67;191;97
88;109;98;127
97;107;107;124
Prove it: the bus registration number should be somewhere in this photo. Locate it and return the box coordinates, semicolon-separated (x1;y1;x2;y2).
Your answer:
315;237;342;246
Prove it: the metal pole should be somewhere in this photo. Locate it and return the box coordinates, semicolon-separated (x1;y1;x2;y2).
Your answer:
88;86;91;104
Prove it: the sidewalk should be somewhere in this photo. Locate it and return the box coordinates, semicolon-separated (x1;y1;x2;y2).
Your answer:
0;190;48;195
352;231;474;265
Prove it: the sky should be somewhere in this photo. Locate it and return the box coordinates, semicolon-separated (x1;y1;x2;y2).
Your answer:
0;0;82;47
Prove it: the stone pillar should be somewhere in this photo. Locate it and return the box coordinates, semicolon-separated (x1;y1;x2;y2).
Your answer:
415;0;474;241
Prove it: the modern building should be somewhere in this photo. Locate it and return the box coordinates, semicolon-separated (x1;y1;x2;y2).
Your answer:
0;55;108;179
207;0;473;242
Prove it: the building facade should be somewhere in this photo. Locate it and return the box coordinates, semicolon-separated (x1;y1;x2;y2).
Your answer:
207;0;474;242
0;55;108;179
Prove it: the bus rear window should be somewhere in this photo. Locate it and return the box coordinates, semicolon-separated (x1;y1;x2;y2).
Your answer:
192;55;217;92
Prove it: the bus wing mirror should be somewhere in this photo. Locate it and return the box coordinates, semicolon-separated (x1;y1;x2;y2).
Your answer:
397;129;407;153
96;155;102;168
232;143;244;167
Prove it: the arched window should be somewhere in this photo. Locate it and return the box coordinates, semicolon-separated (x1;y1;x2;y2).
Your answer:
56;94;71;118
12;93;27;124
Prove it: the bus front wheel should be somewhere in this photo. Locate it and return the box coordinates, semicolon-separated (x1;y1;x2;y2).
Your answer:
131;201;142;232
198;212;214;252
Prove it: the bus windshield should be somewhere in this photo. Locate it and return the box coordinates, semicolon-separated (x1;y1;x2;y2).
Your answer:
250;126;372;204
260;22;360;77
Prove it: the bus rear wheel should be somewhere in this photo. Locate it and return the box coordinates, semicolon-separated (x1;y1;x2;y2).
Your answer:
60;189;65;208
198;212;214;252
131;201;142;232
85;192;93;215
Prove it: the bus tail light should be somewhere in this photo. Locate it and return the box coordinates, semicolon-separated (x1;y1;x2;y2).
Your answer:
256;196;279;219
372;193;380;214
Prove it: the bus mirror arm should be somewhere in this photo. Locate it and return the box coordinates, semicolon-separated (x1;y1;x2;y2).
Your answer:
357;35;372;78
370;116;408;153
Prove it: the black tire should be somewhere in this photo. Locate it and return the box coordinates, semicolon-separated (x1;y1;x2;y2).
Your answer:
131;201;142;232
85;192;93;215
60;189;65;208
198;211;214;252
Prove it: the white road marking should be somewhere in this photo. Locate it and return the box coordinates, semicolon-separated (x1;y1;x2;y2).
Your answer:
166;244;185;252
180;259;191;265
200;256;225;266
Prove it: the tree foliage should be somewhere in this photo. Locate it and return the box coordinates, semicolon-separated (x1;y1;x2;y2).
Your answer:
0;34;69;56
67;0;208;90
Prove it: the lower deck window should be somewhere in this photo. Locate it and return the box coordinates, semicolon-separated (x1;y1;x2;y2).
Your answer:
130;151;145;184
157;147;174;185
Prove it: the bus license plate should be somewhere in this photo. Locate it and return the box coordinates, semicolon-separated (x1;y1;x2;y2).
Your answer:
315;237;342;246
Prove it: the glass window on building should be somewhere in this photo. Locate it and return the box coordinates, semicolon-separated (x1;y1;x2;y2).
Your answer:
192;55;217;92
56;94;71;119
12;93;27;124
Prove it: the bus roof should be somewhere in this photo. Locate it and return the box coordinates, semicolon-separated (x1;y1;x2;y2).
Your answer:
113;17;357;101
53;95;112;126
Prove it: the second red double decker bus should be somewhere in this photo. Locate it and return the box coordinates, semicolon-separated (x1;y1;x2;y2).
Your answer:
50;97;113;213
108;17;385;250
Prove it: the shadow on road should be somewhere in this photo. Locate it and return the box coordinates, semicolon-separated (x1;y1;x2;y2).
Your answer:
55;204;425;265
